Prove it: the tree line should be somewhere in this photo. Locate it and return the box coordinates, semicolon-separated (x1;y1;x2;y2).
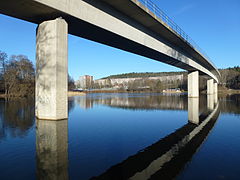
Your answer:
98;66;240;91
93;77;188;92
102;71;187;79
1;49;239;96
0;50;75;97
219;66;240;89
0;51;35;97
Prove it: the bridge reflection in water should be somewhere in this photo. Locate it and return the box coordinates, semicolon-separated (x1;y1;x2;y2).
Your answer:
36;119;69;180
36;94;219;180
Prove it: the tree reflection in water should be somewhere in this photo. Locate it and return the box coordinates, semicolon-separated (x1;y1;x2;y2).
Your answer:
0;98;34;140
0;93;239;179
91;101;220;180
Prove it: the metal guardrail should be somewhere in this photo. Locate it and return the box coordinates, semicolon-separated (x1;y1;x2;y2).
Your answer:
137;0;213;65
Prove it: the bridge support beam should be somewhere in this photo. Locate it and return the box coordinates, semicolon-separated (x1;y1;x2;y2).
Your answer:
188;71;199;98
36;18;68;120
207;79;214;95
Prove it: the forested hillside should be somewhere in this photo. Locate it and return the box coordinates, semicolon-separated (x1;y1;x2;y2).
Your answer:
102;66;240;90
219;66;240;89
102;71;187;79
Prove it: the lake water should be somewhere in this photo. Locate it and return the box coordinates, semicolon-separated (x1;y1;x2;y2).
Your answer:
0;93;239;180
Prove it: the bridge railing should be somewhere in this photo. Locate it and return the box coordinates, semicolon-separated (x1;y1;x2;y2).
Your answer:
137;0;213;65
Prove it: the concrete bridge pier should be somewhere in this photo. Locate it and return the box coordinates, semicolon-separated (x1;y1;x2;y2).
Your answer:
207;79;214;95
188;71;199;98
36;18;68;120
187;71;199;124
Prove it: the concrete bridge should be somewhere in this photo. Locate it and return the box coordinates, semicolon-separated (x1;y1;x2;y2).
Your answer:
0;0;220;119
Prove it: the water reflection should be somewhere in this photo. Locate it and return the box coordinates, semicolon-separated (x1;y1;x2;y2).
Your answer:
0;98;34;140
214;93;218;105
75;94;208;111
207;95;214;110
74;94;240;115
91;102;220;180
92;94;188;110
36;119;69;180
75;96;93;109
0;94;240;180
188;98;199;124
219;94;240;115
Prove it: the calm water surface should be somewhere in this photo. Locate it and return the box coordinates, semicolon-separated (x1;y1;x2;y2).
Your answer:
0;93;239;180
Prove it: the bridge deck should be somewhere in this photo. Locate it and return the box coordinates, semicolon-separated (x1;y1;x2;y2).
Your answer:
100;0;220;79
0;0;220;81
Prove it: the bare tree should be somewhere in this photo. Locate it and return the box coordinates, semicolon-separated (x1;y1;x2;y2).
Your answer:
4;55;35;97
68;74;75;90
0;51;7;92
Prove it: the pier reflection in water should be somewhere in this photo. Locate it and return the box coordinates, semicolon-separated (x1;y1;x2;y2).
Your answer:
90;96;220;180
74;93;208;111
35;93;219;180
188;98;199;125
36;119;68;180
1;93;240;179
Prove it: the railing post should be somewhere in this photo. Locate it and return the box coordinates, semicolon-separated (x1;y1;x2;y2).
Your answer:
140;0;212;64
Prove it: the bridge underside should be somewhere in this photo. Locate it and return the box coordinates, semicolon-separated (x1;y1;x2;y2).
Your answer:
0;0;219;80
0;0;220;119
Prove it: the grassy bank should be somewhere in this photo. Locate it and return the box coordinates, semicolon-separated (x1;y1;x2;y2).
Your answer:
68;91;86;96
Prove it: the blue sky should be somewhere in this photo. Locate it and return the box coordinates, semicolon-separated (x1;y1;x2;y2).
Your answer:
0;0;239;80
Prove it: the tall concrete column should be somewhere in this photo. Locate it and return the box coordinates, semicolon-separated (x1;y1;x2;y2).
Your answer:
188;71;199;98
36;18;68;120
188;98;199;124
207;79;214;95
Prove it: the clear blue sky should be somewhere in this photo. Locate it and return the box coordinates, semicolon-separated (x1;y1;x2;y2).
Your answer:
0;0;239;80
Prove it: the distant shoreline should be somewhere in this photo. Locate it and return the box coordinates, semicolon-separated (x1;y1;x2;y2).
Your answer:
218;89;240;95
0;89;240;98
68;91;86;96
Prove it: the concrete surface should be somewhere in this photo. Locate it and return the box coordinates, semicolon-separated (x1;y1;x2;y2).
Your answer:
188;71;199;98
0;0;219;83
36;18;68;120
207;79;214;95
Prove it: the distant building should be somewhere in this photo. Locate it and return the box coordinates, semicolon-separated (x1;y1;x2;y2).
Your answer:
77;75;93;89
